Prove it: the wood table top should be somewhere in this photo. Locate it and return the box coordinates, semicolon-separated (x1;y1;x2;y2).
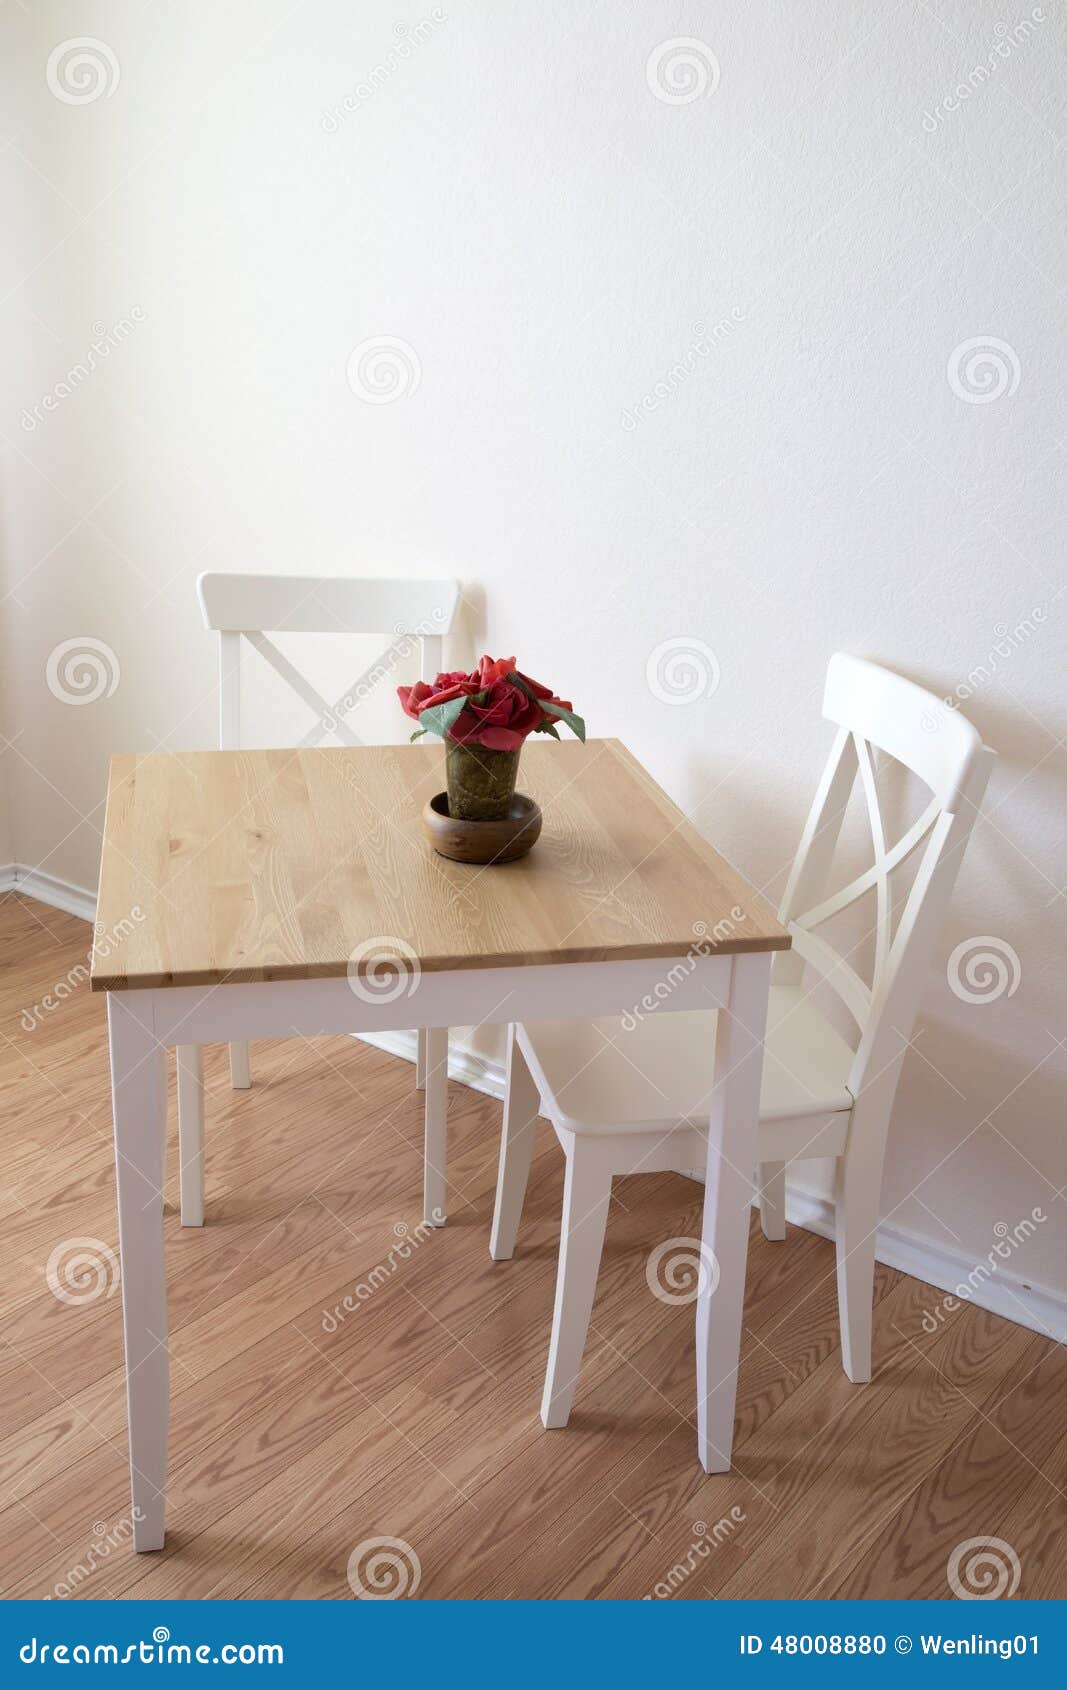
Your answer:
91;739;789;991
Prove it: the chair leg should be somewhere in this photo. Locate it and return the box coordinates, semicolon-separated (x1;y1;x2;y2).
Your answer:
229;1040;251;1089
423;1027;448;1227
541;1140;613;1429
490;1026;542;1261
176;1045;205;1227
833;1129;885;1384
415;1026;428;1091
758;1160;786;1241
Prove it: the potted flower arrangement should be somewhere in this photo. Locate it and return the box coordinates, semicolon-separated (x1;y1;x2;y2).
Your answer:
399;657;585;845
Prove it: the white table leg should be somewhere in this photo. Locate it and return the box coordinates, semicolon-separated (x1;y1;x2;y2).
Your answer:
108;994;169;1551
422;1026;448;1227
176;1044;204;1227
229;1039;251;1089
696;952;772;1473
489;1024;541;1261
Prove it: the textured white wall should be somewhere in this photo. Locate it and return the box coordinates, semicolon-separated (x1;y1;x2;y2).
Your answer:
1;3;1064;1296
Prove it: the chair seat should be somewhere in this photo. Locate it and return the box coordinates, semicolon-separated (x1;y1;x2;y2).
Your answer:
518;983;855;1136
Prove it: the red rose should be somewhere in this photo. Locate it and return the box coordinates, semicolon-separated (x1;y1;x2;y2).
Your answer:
397;672;479;719
450;677;545;750
399;657;583;749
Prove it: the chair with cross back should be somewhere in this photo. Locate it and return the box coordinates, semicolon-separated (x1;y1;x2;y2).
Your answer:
175;570;461;1232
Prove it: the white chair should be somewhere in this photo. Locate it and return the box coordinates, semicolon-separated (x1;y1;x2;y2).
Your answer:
489;654;995;1429
176;571;461;1231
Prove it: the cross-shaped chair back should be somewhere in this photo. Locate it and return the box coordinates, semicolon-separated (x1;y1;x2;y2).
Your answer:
775;653;995;1099
196;572;461;750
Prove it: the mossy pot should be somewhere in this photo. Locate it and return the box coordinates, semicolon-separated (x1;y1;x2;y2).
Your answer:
445;741;521;821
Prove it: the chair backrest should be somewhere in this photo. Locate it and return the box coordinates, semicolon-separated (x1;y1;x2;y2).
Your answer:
196;572;460;750
775;654;995;1097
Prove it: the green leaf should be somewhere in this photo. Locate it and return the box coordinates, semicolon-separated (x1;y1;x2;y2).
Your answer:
508;673;586;742
409;727;429;742
537;721;561;739
539;697;586;742
414;694;469;740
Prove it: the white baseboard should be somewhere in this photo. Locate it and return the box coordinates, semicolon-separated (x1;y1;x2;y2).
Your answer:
776;1184;1067;1346
673;1165;1067;1345
357;1027;507;1102
12;870;1067;1346
0;863;97;922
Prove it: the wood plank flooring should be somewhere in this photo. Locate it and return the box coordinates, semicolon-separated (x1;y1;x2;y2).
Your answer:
1;891;1063;1600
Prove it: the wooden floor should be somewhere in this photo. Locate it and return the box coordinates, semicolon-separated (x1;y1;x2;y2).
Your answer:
2;891;1064;1601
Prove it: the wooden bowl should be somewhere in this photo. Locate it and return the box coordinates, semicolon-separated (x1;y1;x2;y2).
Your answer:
422;791;542;865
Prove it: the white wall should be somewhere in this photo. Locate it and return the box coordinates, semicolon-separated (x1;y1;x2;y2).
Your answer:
2;3;1064;1301
0;515;11;870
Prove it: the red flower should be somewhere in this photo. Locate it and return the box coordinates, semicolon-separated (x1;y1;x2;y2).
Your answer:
450;678;543;750
396;673;478;717
398;656;582;751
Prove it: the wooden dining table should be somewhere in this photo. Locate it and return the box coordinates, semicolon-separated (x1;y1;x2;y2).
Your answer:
91;736;789;1551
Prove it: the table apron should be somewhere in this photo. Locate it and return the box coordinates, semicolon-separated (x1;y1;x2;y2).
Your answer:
125;954;738;1046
